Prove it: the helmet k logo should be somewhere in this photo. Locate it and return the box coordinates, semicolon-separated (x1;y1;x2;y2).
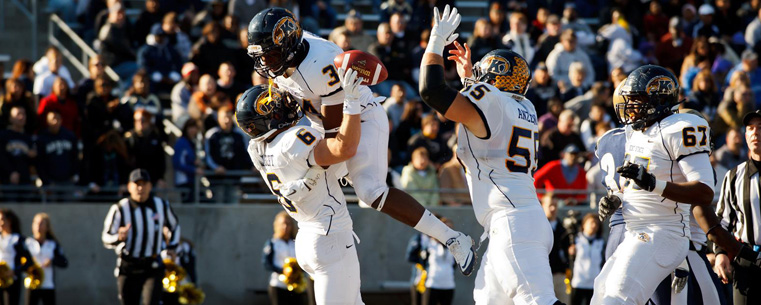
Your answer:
483;56;509;75
645;76;675;95
273;17;300;46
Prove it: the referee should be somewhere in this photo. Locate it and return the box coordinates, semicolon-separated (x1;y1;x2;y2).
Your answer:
715;110;761;304
102;169;181;305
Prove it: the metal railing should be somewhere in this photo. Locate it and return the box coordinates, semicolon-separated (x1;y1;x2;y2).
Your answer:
48;14;120;81
0;0;38;59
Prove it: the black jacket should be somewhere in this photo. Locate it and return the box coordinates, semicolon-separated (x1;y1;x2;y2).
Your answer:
35;127;79;184
125;128;166;183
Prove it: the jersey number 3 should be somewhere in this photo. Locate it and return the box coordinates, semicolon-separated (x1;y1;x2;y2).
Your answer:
266;173;298;213
506;126;539;173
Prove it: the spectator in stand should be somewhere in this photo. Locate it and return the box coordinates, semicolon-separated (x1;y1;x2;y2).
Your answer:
0;79;36;133
171;63;200;126
389;12;415;51
227;0;267;33
656;17;693;75
33;47;75;98
568;213;605;305
329;10;373;53
369;23;415;99
681;4;700;36
502;12;535;65
407;0;443;33
76;56;106;108
38;77;80;137
155;12;193;62
10;60;34;93
714;0;740;40
488;2;507;36
643;0;669;43
529;7;549;42
542;193;571;304
25;213;68;305
0;106;35;188
579;101;613;152
559;62;589;103
746;7;761;52
234;28;255;86
539;109;585;168
716;84;754;136
121;71;163;128
35;110;79;191
546;29;594;89
173;119;203;203
401;147;439;207
379;0;412;23
133;0;163;46
468;19;503;65
204;104;251;203
532;14;561;68
680;36;710;83
330;30;352;51
188;74;216;124
410;29;430;84
726;50;761;108
125;110;166;187
220;15;240;45
137;27;184;94
84;76;133;141
393;100;423;168
87;130;130;194
307;0;336;29
407;114;450;166
526;63;559;117
686;69;720;119
538;97;563;136
560;4;593;44
191;22;233;77
439;144;470;206
216;62;245;101
566;82;610;122
97;4;138;85
384;83;407;129
190;0;228;39
535;144;587;204
93;0;122;36
693;4;720;38
715;127;748;171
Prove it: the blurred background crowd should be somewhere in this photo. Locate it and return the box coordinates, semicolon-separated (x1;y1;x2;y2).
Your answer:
0;0;759;208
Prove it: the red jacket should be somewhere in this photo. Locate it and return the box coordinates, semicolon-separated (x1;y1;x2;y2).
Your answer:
534;160;587;203
38;93;80;137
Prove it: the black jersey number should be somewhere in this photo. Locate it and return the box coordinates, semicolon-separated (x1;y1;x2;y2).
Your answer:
505;126;537;173
682;126;708;147
266;173;298;213
322;65;340;86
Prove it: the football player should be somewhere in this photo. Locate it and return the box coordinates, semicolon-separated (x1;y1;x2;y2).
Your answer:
236;68;364;305
246;8;476;276
420;5;561;305
592;65;739;304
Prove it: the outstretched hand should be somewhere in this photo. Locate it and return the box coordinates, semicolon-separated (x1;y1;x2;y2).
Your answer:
447;41;473;79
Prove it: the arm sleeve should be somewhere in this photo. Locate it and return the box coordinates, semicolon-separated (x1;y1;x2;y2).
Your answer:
262;240;282;274
52;243;69;268
676;153;715;192
163;200;181;249
102;204;122;248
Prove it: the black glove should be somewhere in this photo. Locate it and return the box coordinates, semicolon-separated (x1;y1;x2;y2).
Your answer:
735;244;761;269
617;161;657;192
598;194;621;221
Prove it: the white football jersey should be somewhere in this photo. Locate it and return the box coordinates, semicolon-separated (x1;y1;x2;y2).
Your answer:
249;125;352;235
456;82;540;226
274;32;375;132
622;113;713;236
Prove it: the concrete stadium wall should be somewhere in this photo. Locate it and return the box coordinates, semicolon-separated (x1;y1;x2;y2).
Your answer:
3;203;593;305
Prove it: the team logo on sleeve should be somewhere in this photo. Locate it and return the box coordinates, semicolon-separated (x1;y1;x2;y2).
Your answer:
272;15;301;46
645;76;675;95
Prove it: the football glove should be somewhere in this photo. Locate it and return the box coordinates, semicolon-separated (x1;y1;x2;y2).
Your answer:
672;259;689;294
617;161;657;192
338;68;363;115
598;193;622;222
426;5;461;54
279;166;325;203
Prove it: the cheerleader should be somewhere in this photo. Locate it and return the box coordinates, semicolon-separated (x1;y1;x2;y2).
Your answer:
262;212;306;305
25;213;68;305
0;209;33;305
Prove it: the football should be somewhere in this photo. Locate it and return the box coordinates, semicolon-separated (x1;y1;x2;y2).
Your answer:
333;50;388;86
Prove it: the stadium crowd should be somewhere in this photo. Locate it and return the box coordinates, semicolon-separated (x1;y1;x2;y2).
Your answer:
0;0;760;208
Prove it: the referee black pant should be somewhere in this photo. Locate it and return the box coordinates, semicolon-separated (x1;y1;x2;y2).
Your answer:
117;272;163;305
732;262;761;304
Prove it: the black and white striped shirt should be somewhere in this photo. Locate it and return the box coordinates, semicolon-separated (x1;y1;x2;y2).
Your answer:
716;160;761;249
102;196;180;259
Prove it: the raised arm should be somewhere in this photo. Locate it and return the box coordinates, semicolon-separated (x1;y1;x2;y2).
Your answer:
312;68;363;167
418;5;488;138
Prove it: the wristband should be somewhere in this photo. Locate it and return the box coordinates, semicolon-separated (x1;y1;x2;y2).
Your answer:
343;100;361;115
652;179;667;196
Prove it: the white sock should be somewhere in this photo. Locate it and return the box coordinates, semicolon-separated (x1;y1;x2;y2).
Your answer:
413;210;459;243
